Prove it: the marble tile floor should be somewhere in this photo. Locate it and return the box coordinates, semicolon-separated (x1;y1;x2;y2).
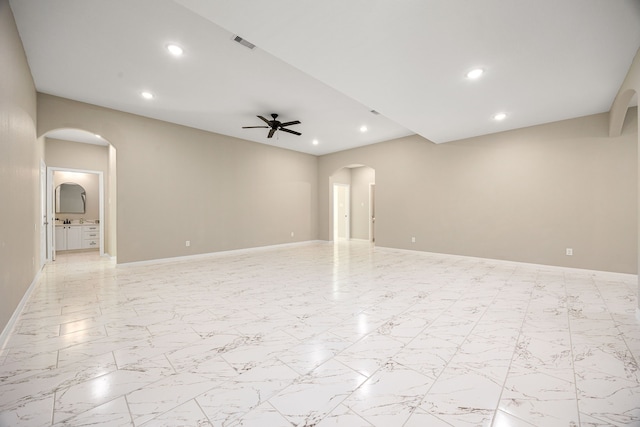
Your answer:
0;241;639;426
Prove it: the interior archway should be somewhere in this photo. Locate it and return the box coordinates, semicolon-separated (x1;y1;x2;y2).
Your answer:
42;128;117;261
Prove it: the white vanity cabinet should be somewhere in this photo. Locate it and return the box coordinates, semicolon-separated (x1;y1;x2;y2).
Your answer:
82;224;100;249
55;225;83;251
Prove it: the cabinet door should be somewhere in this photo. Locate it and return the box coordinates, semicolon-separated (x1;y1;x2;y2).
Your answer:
66;226;83;250
55;226;66;251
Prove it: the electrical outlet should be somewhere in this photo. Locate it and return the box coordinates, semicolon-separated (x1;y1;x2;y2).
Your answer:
566;248;573;256
411;237;416;243
185;240;190;247
291;231;294;237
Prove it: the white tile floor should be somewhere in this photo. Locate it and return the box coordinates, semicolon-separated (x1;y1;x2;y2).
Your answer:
1;241;639;426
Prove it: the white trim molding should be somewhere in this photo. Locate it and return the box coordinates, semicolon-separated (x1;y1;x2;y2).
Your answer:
0;269;42;352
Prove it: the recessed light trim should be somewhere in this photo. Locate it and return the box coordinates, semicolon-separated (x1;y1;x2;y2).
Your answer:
466;68;484;79
141;91;154;100
166;44;184;56
493;112;507;121
312;139;319;146
360;125;368;132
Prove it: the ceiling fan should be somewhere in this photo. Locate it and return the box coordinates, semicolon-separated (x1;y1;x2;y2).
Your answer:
242;114;301;138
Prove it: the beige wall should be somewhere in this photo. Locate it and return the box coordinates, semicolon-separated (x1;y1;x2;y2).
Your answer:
46;138;108;173
37;94;319;263
0;0;41;331
46;138;108;223
319;111;637;274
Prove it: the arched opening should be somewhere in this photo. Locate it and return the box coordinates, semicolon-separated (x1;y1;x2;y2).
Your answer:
329;164;376;243
617;91;640;322
609;88;638;137
616;91;640;322
41;128;117;262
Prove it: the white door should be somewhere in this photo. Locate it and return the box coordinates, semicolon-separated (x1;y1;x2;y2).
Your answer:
333;184;350;240
369;183;376;243
40;160;48;267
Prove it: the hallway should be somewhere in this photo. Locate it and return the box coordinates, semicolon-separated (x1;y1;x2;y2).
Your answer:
0;242;638;426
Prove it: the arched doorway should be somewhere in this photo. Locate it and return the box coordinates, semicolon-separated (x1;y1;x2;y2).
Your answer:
330;164;376;242
42;128;117;262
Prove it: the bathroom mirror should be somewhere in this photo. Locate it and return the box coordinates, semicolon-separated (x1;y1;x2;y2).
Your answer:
55;182;86;214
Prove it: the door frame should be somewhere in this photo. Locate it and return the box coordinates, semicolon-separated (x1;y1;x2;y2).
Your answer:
47;166;105;260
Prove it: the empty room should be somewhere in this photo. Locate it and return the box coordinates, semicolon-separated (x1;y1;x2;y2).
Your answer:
1;1;639;426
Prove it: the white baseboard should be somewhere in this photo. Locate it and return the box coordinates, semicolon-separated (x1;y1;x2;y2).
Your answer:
101;252;116;260
118;240;324;267
0;268;42;353
374;245;637;281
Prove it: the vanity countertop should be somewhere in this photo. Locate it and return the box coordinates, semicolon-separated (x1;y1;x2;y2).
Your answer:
56;221;98;226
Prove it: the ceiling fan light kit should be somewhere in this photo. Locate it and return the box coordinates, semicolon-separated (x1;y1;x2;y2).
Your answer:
242;114;301;138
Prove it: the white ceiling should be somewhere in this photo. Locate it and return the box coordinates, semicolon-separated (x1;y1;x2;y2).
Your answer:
10;0;640;155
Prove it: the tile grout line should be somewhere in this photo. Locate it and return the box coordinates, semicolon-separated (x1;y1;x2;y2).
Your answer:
489;267;538;427
401;262;519;426
563;271;582;427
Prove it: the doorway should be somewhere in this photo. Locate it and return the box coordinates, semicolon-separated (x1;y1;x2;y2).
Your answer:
370;183;376;243
48;167;105;260
333;184;350;240
330;165;376;242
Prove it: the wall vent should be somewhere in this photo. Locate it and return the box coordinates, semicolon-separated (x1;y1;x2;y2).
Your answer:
233;35;256;50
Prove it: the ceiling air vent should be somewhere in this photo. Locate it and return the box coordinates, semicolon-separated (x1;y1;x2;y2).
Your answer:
370;110;380;115
233;35;256;50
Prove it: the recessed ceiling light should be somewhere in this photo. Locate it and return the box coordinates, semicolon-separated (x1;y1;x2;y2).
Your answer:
166;44;184;56
312;139;319;146
360;125;368;132
95;134;102;139
493;112;507;121
466;68;484;79
141;91;154;100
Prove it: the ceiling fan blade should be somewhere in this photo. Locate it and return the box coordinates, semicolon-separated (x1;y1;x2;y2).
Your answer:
242;126;269;129
258;115;270;124
279;128;301;136
280;120;301;127
268;128;276;138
